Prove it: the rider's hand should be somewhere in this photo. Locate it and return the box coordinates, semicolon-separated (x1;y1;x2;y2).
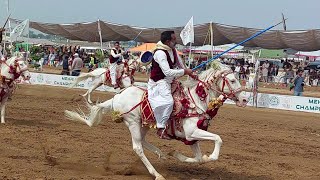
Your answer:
184;68;193;76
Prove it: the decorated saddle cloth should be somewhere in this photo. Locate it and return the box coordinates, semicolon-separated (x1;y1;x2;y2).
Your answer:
103;67;124;86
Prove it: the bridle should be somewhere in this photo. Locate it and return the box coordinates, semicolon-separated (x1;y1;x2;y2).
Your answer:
195;69;242;101
209;70;242;100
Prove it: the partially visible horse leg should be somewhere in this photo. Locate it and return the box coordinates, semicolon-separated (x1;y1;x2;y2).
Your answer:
128;123;165;180
82;81;103;104
1;103;6;124
140;127;166;159
187;129;223;162
169;142;203;163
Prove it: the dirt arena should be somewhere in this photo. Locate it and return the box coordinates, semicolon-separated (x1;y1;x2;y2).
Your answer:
0;84;319;180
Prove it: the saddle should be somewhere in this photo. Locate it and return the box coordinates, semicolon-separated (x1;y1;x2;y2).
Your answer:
104;67;134;88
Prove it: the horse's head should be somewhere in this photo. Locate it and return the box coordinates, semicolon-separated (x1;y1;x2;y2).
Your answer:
15;57;31;80
1;56;31;81
204;62;249;107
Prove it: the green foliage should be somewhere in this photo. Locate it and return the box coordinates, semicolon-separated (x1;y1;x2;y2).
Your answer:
30;46;42;61
95;49;106;62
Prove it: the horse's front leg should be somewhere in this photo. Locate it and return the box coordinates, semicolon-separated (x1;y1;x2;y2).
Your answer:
187;128;222;162
140;128;166;159
1;103;6;124
82;82;102;104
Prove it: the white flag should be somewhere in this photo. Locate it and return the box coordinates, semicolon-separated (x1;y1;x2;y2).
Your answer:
180;16;194;45
10;19;29;41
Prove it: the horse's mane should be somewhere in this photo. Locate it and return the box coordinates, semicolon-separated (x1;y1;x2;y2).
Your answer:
182;61;230;88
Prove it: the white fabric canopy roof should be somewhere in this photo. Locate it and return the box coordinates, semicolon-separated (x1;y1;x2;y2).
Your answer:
9;18;320;51
295;50;320;57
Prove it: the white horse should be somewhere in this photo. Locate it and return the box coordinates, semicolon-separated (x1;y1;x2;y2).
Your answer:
71;58;139;103
65;62;248;180
0;56;31;123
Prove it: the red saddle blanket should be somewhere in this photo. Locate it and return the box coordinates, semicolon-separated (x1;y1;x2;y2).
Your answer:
104;67;135;87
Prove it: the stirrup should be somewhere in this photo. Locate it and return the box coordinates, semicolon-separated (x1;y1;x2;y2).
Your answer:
157;128;171;140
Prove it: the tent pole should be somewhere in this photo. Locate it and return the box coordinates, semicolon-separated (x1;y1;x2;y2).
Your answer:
97;19;103;55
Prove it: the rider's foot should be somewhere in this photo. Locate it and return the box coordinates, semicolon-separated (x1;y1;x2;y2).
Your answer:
113;85;120;89
157;128;171;140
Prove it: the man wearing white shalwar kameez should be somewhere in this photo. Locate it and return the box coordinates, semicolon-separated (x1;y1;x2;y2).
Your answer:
109;42;124;89
148;31;193;140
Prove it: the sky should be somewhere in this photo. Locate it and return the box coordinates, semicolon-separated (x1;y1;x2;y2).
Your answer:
0;0;320;30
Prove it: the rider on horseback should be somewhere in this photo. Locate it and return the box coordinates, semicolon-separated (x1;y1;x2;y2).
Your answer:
148;31;193;140
109;42;126;89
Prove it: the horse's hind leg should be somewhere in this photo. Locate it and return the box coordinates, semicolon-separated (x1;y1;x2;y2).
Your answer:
141;128;166;159
128;123;165;180
169;142;203;163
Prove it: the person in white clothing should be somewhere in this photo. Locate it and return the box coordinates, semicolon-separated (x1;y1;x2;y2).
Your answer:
148;31;193;140
109;42;125;89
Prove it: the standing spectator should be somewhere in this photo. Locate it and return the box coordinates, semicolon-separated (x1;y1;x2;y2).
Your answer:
234;63;241;79
285;66;294;85
275;65;279;76
239;64;246;80
43;51;49;65
48;51;55;66
71;53;83;76
269;64;277;82
290;69;305;96
262;61;270;82
88;55;95;72
61;55;70;75
309;69;318;86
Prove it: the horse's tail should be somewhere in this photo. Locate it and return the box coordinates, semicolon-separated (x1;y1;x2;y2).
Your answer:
70;72;94;88
65;99;113;127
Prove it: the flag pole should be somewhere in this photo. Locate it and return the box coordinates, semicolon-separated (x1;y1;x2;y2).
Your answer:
26;20;30;60
187;42;192;68
192;19;288;71
210;21;214;57
97;19;103;54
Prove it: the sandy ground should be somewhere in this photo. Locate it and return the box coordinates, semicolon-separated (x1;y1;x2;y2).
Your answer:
0;84;319;180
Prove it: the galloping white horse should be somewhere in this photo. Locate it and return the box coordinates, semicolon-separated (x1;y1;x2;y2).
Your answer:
0;56;31;123
71;58;139;103
65;62;248;180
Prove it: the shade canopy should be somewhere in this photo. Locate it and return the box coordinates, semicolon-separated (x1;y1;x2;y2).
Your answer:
9;18;320;51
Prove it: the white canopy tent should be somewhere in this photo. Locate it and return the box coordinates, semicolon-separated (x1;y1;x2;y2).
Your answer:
9;18;320;51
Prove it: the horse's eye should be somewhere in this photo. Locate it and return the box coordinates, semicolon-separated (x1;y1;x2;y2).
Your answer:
230;80;236;83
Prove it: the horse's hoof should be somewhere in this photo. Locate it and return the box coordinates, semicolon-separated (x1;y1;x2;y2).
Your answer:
167;150;176;157
209;154;219;161
202;155;210;162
